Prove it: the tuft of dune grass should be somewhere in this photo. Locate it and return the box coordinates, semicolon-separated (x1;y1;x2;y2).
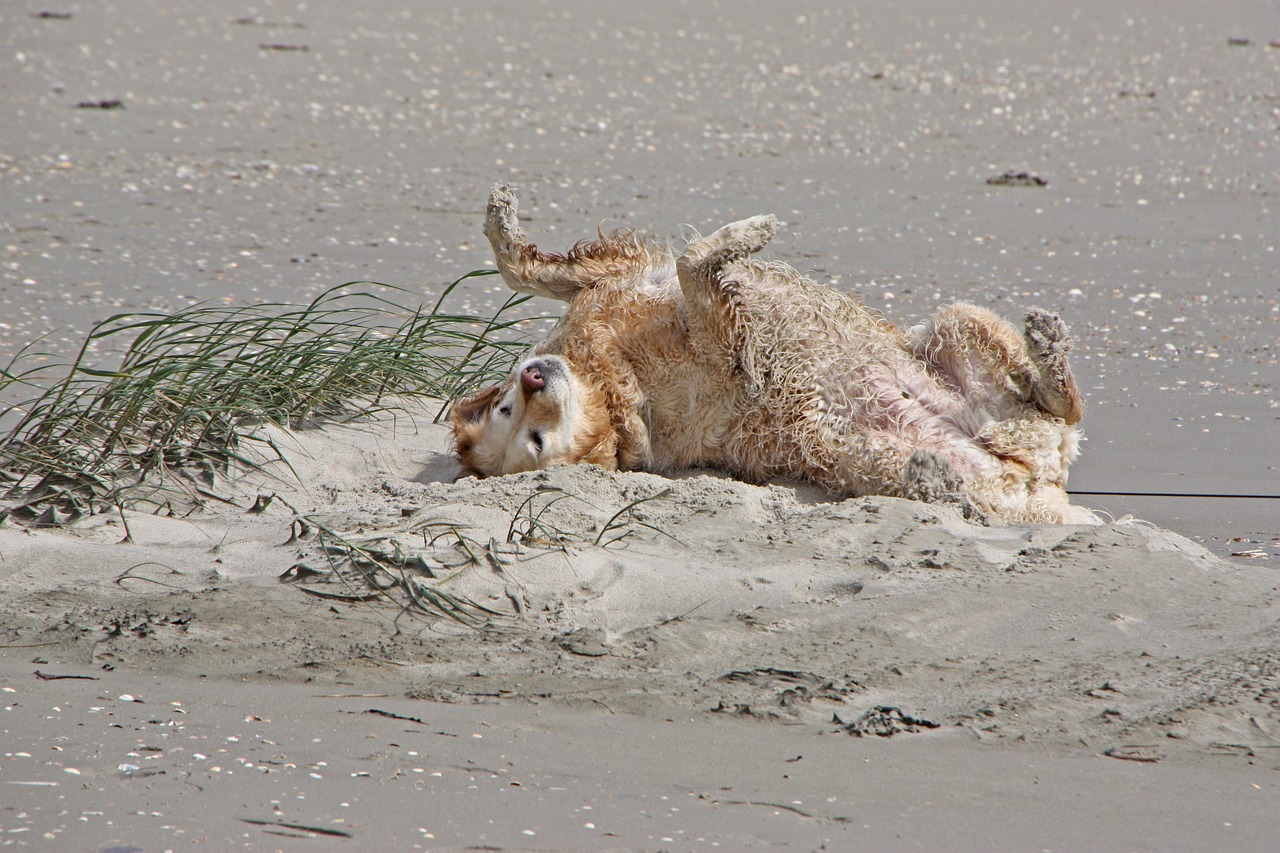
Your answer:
0;273;540;522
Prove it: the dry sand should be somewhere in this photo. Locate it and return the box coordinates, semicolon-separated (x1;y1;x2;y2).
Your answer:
2;0;1278;849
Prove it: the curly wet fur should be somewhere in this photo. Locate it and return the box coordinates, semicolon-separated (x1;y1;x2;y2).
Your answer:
454;184;1093;525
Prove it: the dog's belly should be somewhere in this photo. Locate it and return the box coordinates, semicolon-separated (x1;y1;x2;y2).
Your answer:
641;366;743;470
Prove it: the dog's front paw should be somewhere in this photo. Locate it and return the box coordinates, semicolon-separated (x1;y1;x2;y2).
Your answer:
485;183;524;244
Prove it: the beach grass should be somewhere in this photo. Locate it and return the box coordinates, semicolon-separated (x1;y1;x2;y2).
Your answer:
0;272;536;524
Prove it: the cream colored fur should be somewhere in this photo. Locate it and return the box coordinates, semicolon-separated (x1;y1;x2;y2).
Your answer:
453;184;1093;525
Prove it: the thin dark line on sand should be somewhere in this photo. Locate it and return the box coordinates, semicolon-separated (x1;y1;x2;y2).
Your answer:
1071;490;1279;500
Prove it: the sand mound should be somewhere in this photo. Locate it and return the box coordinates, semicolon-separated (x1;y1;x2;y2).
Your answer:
2;406;1275;765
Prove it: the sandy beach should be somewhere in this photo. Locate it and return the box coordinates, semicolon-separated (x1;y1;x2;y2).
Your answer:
2;0;1277;849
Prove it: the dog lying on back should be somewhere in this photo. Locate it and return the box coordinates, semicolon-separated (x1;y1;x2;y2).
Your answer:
453;184;1093;524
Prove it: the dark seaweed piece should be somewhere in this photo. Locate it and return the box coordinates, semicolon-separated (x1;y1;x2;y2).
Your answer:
986;170;1047;188
34;670;98;681
839;705;940;737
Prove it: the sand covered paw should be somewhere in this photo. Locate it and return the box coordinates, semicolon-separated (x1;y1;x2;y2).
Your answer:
1024;308;1083;424
685;214;779;266
1024;308;1072;361
485;182;525;245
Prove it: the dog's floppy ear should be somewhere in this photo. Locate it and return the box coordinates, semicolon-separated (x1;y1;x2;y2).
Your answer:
451;384;504;477
451;384;502;425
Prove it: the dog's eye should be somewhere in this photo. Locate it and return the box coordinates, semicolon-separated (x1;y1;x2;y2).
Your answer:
529;431;544;452
498;405;512;416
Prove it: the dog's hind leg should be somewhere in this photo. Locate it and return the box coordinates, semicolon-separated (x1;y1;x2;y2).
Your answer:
676;214;780;375
901;450;987;521
484;183;662;301
909;303;1083;424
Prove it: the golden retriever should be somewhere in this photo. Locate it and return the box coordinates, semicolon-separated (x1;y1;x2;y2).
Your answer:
453;184;1092;524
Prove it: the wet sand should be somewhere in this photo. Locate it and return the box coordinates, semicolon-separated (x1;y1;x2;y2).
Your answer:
2;0;1278;849
1;657;1273;850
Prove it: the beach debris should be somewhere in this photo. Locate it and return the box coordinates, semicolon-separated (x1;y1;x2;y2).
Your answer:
363;708;427;724
240;818;353;839
75;99;124;109
986;171;1047;187
836;705;940;737
1103;745;1162;763
33;670;98;681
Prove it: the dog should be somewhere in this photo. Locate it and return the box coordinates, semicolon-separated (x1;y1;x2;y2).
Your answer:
452;184;1093;524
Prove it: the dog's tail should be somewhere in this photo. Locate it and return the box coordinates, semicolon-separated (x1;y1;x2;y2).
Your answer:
483;183;659;301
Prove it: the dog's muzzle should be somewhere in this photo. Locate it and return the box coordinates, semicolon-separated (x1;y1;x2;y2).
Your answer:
519;357;562;393
521;364;545;392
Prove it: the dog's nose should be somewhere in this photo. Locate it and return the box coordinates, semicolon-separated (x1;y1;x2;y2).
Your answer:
521;363;546;392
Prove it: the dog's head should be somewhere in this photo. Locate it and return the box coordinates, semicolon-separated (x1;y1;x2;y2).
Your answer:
452;355;618;477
